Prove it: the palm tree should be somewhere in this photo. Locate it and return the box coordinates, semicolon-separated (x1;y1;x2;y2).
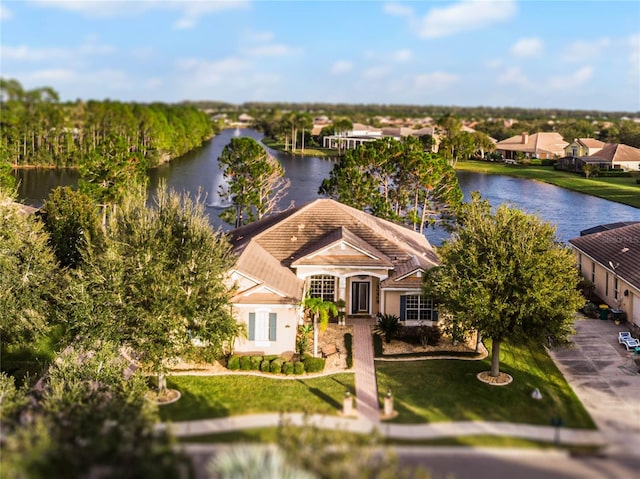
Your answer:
302;296;338;358
374;313;402;343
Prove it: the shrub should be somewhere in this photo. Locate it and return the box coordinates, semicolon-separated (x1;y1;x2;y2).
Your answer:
420;325;441;346
250;355;263;370
239;356;252;371
344;333;353;369
282;361;294;375
374;313;402;343
263;355;279;362
372;334;383;357
260;359;271;373
583;302;599;318
293;361;305;375
270;358;284;374
302;356;325;373
227;355;240;370
636;179;640;184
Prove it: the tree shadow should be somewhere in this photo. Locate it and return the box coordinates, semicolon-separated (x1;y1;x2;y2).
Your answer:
296;379;342;410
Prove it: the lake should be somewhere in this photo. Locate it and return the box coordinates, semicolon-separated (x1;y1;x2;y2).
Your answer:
15;128;640;246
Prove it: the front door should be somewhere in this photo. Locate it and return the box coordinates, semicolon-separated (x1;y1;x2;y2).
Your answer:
351;281;370;314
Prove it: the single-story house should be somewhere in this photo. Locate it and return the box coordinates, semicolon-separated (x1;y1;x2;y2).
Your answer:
569;222;640;327
558;143;640;172
495;132;568;160
227;198;440;355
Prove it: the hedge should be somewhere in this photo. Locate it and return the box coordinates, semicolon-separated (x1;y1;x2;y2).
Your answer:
302;356;326;373
227;355;240;370
270;358;284;374
239;356;252;371
293;361;305;375
250;355;263;370
282;361;294;375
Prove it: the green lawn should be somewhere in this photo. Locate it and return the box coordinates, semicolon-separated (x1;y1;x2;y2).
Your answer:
260;137;334;157
159;373;355;422
376;341;595;429
455;161;640;208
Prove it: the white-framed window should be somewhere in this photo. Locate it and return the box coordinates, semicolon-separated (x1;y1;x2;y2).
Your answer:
591;262;596;283
400;295;437;321
605;272;609;297
309;275;336;302
248;311;276;345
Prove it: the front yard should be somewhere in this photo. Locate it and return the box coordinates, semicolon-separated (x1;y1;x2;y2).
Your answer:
376;340;595;428
160;340;594;430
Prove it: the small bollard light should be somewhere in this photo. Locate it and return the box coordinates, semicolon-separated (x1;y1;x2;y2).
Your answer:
343;390;353;416
383;389;394;416
551;416;564;445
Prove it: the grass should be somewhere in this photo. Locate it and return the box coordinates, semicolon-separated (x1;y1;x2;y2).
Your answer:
375;340;595;429
455;160;640;208
260;137;334;157
159;373;355;422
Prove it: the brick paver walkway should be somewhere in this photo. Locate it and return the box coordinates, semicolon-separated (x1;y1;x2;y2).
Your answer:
350;318;380;422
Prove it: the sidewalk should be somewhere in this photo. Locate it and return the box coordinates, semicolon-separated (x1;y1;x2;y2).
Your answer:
157;412;605;447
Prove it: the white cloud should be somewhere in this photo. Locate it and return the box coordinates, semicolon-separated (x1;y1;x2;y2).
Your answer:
382;2;413;17
511;37;543;58
243;44;295;57
486;59;502;69
496;67;531;87
131;47;155;59
548;66;593;89
2;40;114;61
562;38;611;61
331;60;353;75
414;71;460;89
362;66;391;80
0;4;13;21
414;0;516;39
393;49;413;62
25;68;76;82
177;57;249;74
144;77;164;89
30;0;250;28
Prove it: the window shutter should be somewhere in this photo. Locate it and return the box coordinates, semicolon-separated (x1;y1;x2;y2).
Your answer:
432;305;438;322
400;296;406;321
248;313;255;340
269;313;277;341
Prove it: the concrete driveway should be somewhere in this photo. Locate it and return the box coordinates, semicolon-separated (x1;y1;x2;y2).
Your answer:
548;315;640;457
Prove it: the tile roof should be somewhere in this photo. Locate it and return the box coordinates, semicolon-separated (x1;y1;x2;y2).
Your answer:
229;199;440;299
588;143;640;163
569;223;640;290
496;132;568;155
577;138;605;149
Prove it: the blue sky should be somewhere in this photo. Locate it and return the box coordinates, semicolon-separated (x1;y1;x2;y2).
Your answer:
2;0;639;111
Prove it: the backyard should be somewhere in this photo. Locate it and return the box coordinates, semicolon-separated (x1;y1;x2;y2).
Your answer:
455;160;640;208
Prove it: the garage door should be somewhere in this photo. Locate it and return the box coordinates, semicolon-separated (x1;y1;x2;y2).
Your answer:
633;293;640;327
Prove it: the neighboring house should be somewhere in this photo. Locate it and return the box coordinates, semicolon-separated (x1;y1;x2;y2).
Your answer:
569;222;640;327
564;138;605;158
227;198;440;355
495;132;568;160
321;123;383;150
558;143;640;172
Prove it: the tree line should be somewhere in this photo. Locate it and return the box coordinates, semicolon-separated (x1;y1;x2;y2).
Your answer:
0;78;215;168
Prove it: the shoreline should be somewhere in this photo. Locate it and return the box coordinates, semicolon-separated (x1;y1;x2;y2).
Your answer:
455;160;640;210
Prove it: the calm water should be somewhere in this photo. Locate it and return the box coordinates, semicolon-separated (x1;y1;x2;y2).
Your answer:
15;128;640;246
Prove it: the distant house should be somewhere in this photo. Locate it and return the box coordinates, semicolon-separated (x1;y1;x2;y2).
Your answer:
558;143;640;172
227;199;440;355
569;222;640;327
564;138;605;158
495;132;568;160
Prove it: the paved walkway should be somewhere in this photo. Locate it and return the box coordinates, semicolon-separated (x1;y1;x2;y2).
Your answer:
158;315;640;451
351;318;379;422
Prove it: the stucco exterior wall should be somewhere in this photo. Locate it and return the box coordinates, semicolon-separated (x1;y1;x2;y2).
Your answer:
232;304;300;355
578;253;640;327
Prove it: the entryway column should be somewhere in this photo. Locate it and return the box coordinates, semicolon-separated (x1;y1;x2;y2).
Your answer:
338;277;346;302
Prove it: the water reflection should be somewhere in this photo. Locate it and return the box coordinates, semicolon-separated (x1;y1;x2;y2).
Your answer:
14;128;640;246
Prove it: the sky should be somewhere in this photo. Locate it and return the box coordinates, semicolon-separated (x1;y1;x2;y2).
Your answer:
1;0;639;112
